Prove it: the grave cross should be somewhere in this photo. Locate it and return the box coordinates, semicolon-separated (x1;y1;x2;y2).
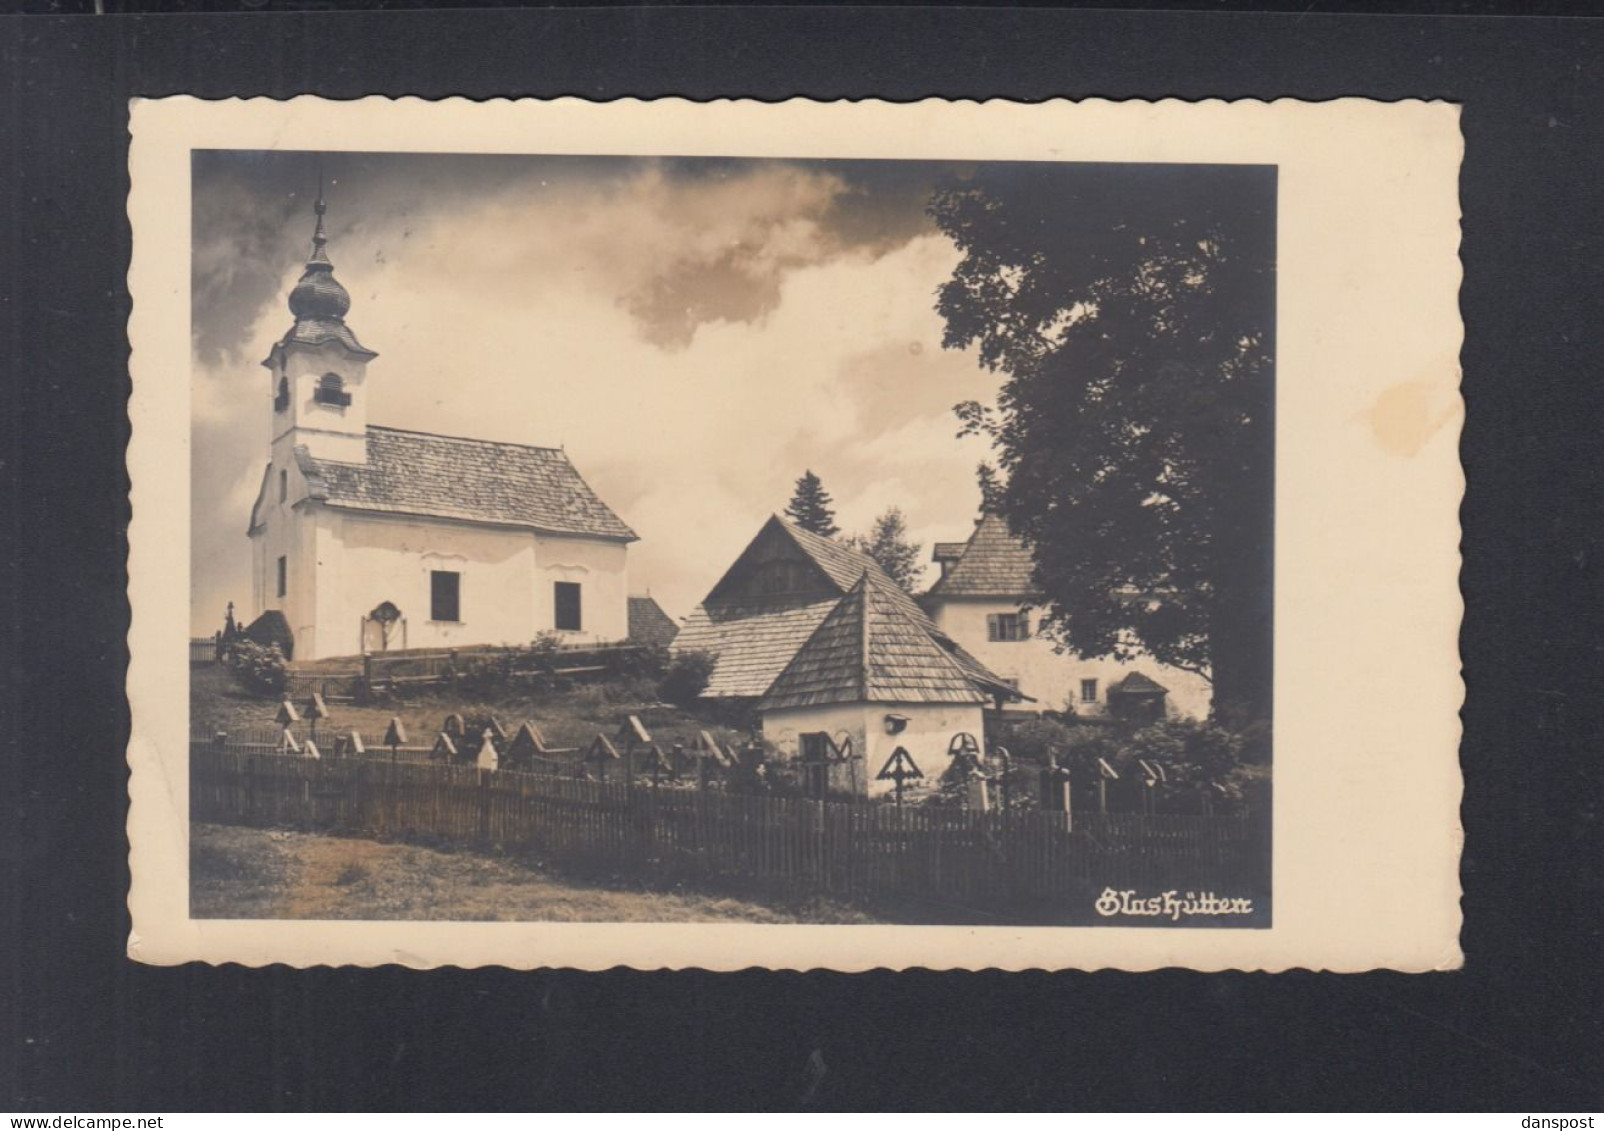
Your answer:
584;733;621;781
474;728;500;772
505;721;547;771
875;745;924;808
946;732;989;811
382;717;407;764
305;692;331;748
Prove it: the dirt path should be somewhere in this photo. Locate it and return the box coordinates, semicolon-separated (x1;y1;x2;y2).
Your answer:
191;822;878;924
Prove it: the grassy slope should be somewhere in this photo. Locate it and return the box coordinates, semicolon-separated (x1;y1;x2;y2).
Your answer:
190;822;877;924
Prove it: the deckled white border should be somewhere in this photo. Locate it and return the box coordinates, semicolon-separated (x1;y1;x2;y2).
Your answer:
128;96;1463;970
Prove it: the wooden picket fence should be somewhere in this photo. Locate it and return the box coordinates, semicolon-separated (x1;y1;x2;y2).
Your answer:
191;746;1263;917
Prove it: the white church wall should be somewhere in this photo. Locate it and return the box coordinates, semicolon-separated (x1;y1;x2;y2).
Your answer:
322;511;539;659
248;460;321;659
929;599;1212;720
268;340;370;464
534;533;630;645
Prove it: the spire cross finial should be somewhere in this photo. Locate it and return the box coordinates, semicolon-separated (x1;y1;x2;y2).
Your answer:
312;157;328;250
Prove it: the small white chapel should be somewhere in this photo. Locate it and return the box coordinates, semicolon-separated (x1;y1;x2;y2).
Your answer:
245;191;638;661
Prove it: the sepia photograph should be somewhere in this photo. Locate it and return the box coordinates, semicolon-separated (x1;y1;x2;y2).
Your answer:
183;148;1275;928
126;96;1461;971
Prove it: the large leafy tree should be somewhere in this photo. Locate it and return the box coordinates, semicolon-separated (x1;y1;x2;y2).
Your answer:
845;506;924;592
784;469;841;538
929;165;1275;725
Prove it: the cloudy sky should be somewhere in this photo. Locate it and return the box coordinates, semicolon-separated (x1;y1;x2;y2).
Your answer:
190;149;1012;634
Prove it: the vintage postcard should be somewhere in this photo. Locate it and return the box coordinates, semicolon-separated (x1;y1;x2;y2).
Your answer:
127;96;1462;970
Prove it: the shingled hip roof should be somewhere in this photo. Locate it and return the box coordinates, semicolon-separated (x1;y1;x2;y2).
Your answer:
760;573;987;711
678;515;1020;702
295;426;637;541
925;513;1039;600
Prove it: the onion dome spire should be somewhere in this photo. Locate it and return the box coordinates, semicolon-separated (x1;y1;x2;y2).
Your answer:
265;168;376;363
288;179;352;321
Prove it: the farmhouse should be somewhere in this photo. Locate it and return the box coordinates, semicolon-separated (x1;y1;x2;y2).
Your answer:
675;515;1017;796
245;194;637;660
922;513;1212;720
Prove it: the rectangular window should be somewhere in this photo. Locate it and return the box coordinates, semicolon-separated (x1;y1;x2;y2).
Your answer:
276;555;287;599
278;469;288;503
554;581;582;632
799;733;830;800
987;612;1030;642
431;570;461;623
1081;678;1099;704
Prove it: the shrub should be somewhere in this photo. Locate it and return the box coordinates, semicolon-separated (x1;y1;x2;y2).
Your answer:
457;652;514;698
993;717;1077;764
610;644;669;681
1118;717;1243;785
224;640;288;697
658;651;716;708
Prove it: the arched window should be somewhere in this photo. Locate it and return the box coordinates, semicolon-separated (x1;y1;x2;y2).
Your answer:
314;372;351;407
273;375;289;412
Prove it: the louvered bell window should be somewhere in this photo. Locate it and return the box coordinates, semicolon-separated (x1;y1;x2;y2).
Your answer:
314;372;352;407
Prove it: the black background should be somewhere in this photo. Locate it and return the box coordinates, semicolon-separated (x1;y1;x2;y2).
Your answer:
3;4;1602;1112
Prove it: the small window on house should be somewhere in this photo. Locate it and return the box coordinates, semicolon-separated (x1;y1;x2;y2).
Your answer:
987;612;1030;642
1080;678;1099;704
554;582;582;632
314;372;351;407
430;570;461;623
799;733;831;800
278;469;288;503
276;555;287;599
273;376;289;413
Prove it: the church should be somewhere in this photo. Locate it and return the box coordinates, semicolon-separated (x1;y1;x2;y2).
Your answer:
245;193;638;661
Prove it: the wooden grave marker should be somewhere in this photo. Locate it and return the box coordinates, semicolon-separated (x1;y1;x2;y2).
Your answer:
876;745;924;807
383;717;407;763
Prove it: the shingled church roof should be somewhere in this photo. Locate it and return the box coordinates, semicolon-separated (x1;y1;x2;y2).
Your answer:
925;513;1039;600
293;426;637;541
760;573;987;711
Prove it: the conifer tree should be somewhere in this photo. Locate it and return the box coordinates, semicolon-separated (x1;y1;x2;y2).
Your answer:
785;470;840;538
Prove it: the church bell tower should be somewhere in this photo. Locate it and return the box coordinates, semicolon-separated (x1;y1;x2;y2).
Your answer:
262;183;377;467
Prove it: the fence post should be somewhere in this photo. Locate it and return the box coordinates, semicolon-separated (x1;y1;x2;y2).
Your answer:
478;768;491;847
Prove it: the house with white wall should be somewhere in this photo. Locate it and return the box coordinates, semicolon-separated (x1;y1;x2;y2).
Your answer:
245;193;636;660
675;514;1017;797
922;514;1212;721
